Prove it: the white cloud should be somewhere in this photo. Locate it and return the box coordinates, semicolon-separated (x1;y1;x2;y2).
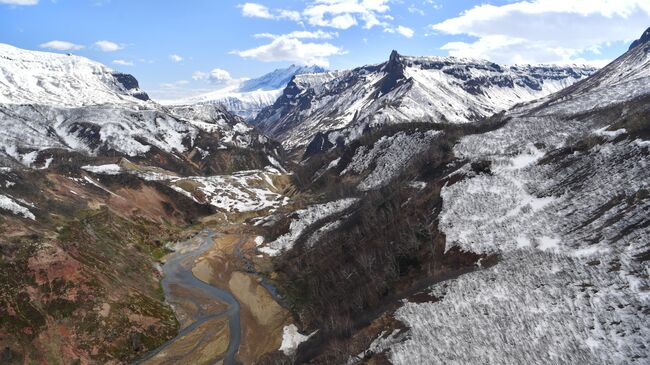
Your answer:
0;0;38;5
232;33;346;67
240;2;273;18
384;25;414;38
239;2;303;21
255;30;338;40
431;0;650;64
192;71;208;81
279;9;301;21
303;0;391;29
408;6;425;16
112;59;134;66
39;40;84;51
192;69;236;85
208;68;232;84
95;40;123;52
169;54;184;63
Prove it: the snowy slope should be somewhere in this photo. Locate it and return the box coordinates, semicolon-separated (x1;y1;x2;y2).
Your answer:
255;51;596;151
163;65;326;120
0;43;148;107
239;65;326;92
170;85;282;120
383;29;650;365
0;44;276;171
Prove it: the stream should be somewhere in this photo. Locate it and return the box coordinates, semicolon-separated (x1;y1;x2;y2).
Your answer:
135;230;241;365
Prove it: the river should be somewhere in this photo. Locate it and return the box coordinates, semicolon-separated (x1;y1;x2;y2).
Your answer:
135;230;241;365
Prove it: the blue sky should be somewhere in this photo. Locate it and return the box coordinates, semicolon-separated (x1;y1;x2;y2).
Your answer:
1;0;649;100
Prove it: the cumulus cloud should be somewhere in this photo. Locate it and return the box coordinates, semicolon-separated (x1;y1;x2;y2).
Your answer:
39;40;84;51
112;59;134;66
254;30;338;40
0;0;38;5
192;69;236;85
431;0;650;64
303;0;390;29
239;1;392;30
169;54;184;63
232;32;345;67
385;25;415;38
239;2;301;21
240;2;273;18
208;68;232;84
95;40;123;52
192;71;208;81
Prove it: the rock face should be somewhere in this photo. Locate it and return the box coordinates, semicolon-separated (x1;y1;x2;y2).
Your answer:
111;72;150;101
628;26;650;50
254;51;597;152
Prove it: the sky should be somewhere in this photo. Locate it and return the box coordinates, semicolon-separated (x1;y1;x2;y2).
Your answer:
1;0;649;101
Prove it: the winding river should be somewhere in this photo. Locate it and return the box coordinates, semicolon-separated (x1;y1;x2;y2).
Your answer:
136;230;241;365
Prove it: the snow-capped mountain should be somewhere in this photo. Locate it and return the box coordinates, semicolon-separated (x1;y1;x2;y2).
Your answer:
385;27;650;365
254;51;597;151
270;27;650;364
238;64;325;92
0;43;149;107
165;65;326;120
0;43;279;173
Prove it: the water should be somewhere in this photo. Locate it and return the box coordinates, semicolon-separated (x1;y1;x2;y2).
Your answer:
135;230;241;365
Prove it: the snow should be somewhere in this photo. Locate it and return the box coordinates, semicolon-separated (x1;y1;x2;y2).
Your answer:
0;194;35;220
0;43;146;107
390;250;649;365
163;85;281;120
161;65;326;119
259;198;358;256
279;324;316;356
257;53;595;150
0;45;271;167
82;164;122;175
341;130;440;191
384;41;650;364
170;170;288;213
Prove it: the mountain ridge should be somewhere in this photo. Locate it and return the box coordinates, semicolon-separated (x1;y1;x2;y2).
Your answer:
254;50;597;153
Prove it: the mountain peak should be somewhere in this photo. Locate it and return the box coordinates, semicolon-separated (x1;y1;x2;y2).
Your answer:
629;26;650;51
239;64;326;92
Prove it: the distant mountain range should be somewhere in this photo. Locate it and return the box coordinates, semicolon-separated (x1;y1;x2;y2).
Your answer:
164;64;326;120
253;51;597;153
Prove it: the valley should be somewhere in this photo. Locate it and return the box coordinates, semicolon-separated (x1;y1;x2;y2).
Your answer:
0;21;648;365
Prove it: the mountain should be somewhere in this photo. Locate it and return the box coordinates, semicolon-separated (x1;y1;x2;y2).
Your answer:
165;65;326;120
254;51;597;152
0;43;149;106
0;44;290;364
253;27;650;364
239;64;326;92
0;43;281;174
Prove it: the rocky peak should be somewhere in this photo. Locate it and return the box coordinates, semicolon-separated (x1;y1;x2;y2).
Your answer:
380;50;407;95
111;72;150;101
628;26;650;51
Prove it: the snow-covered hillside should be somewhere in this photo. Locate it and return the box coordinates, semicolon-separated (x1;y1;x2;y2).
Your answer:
255;51;596;151
0;44;278;172
381;27;650;365
0;43;148;107
164;65;326;120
